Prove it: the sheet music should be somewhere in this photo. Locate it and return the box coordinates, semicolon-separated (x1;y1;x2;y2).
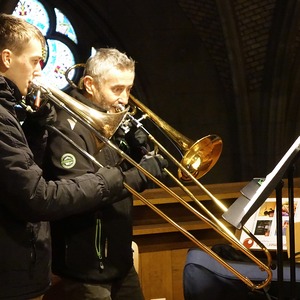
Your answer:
239;198;300;250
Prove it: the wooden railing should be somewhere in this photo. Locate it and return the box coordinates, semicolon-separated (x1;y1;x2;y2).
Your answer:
133;179;300;299
133;181;252;252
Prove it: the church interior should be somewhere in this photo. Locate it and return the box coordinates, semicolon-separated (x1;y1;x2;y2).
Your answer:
2;0;300;299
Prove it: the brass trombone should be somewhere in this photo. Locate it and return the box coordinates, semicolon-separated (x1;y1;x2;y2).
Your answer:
29;68;273;290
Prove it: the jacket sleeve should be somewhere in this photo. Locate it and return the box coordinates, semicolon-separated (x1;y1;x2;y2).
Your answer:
0;112;125;222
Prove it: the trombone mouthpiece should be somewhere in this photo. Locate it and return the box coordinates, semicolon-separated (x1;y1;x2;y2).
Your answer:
34;88;41;108
114;104;126;112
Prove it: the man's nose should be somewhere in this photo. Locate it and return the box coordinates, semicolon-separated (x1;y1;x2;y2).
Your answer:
120;90;130;103
118;96;128;106
33;64;42;77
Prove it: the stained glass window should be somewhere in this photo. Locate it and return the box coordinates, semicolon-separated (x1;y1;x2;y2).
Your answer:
13;0;77;90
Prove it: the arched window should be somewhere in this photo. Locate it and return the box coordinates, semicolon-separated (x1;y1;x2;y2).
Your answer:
13;0;78;90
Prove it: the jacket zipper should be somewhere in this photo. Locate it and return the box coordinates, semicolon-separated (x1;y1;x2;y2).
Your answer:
29;224;37;276
95;218;104;271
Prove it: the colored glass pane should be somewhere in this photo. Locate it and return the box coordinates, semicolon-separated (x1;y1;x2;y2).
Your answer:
55;8;78;44
42;39;75;89
13;0;49;35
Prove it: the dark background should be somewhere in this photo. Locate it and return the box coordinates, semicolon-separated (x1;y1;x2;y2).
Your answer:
2;0;300;185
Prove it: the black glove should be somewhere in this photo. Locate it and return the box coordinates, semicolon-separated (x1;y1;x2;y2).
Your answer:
132;128;148;147
138;152;168;181
24;102;57;127
114;126;149;171
123;152;168;191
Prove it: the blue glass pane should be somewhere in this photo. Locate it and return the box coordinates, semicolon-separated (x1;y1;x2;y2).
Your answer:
13;0;49;35
55;8;78;44
42;39;75;90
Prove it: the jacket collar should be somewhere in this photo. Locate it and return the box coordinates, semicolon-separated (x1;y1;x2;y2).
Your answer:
0;76;23;119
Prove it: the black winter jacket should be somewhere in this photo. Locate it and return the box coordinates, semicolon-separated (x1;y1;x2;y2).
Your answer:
43;90;148;283
0;77;127;299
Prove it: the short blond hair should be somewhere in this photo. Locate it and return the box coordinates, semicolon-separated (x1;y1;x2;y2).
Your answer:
0;13;45;56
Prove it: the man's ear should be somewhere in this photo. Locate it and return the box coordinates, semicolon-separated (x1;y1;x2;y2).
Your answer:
1;49;12;68
83;75;94;96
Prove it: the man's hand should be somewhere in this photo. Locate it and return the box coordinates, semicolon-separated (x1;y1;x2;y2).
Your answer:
26;102;57;127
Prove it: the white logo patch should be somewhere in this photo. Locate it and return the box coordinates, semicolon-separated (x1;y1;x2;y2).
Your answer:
61;153;76;169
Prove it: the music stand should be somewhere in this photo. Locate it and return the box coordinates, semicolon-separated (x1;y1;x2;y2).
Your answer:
222;136;300;229
222;136;300;300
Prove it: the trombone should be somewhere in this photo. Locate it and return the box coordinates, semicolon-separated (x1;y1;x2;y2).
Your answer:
28;67;273;290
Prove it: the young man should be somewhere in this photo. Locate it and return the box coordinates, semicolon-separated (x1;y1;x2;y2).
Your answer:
43;48;165;300
0;14;166;300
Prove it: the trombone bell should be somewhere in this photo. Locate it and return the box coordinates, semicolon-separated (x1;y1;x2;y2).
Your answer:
179;135;223;181
30;78;129;151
